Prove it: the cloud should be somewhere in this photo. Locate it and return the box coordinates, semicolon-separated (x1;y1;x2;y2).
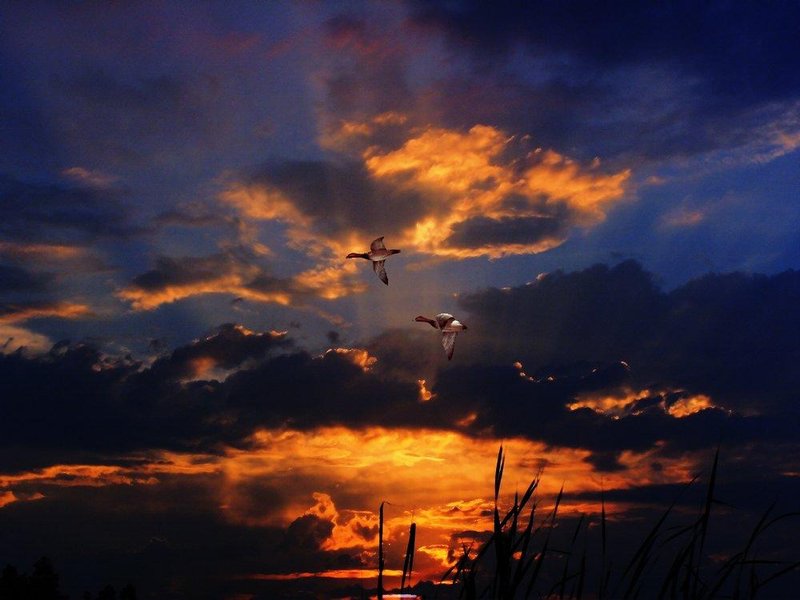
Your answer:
216;121;631;307
410;3;800;106
0;241;87;263
146;323;290;382
0;301;93;324
401;4;800;172
7;256;800;480
0;324;53;354
458;261;800;415
0;175;134;245
116;250;365;313
0;264;53;293
61;166;117;188
3;273;800;597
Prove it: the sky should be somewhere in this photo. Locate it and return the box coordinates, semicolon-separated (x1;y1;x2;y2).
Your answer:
1;2;800;598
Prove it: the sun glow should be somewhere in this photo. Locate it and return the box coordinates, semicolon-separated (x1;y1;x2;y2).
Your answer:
1;426;702;582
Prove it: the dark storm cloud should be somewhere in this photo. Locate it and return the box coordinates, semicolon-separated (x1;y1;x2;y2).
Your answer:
145;323;291;381
221;349;419;435
247;160;426;239
0;175;133;244
128;254;241;292
153;201;225;229
458;261;800;412
407;3;800;166
444;215;564;249
458;261;662;367
411;2;800;104
51;69;228;166
0;475;364;599
0;264;52;293
56;70;190;117
118;248;355;310
0;325;287;469
320;13;416;119
4;262;800;469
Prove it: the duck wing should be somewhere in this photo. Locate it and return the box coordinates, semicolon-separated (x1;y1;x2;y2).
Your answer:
441;331;457;360
435;313;455;329
370;237;387;253
373;260;389;285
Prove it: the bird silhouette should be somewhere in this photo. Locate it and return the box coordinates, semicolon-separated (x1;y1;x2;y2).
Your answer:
346;237;401;285
415;313;468;360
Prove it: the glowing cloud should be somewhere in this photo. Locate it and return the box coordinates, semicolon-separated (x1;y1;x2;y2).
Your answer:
0;301;92;324
0;241;85;261
217;119;632;306
324;347;378;372
569;387;722;419
116;252;363;314
0;324;53;354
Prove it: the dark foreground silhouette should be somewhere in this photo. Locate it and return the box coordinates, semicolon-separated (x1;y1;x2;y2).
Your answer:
0;558;135;600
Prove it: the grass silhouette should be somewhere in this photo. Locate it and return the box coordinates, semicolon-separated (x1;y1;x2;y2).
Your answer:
404;446;800;600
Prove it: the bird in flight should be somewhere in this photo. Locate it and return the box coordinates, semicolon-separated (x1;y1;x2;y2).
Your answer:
415;313;468;360
346;237;401;285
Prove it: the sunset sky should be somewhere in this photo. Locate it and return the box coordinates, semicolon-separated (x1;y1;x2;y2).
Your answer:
2;2;800;598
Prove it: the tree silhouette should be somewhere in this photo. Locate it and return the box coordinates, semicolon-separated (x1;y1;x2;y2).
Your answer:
0;557;134;600
118;584;135;600
0;557;64;599
95;585;115;600
0;565;25;599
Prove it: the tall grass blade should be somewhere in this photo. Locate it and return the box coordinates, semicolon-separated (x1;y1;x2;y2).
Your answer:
401;522;416;593
511;501;537;591
378;501;384;600
557;514;585;599
600;486;608;600
691;446;719;598
495;445;505;503
616;476;696;599
524;485;563;599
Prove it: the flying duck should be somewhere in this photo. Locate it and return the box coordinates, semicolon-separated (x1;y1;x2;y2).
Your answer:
415;313;468;360
346;237;401;285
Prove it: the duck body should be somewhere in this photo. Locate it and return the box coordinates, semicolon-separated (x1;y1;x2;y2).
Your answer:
415;313;467;360
346;237;401;285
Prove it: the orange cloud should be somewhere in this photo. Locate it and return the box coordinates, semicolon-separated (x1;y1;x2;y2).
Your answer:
568;387;723;419
61;166;117;188
0;491;16;509
0;241;85;261
0;302;93;324
0;426;703;582
303;492;380;550
244;568;404;581
0;453;218;490
219;119;632;302
222;426;700;549
117;273;292;311
365;126;630;256
324;347;378;372
117;246;364;313
417;379;435;402
0;324;53;354
667;394;716;418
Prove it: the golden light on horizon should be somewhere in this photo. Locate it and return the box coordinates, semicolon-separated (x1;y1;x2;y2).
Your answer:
0;426;703;582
